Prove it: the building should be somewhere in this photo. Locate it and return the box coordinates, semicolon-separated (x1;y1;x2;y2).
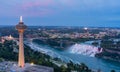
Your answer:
16;16;27;68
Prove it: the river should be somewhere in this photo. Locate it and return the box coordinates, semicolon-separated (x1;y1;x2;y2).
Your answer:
25;40;120;72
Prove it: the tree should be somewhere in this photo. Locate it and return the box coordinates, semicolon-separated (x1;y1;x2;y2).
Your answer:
0;58;4;62
111;70;116;72
60;65;67;72
92;42;99;46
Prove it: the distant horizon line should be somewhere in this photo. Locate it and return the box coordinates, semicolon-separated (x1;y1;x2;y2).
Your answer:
0;25;120;28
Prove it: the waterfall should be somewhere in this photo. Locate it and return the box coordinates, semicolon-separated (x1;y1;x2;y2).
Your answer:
69;44;102;57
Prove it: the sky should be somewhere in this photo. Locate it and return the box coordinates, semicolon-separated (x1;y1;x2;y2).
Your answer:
0;0;120;27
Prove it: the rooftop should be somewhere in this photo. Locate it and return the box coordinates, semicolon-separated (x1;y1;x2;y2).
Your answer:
0;61;54;72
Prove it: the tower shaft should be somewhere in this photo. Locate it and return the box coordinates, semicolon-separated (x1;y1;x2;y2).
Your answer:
18;32;25;68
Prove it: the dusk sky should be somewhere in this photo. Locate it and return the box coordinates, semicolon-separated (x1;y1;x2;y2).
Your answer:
0;0;120;27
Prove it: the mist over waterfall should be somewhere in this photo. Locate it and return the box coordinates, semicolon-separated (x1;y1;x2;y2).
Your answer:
69;44;102;57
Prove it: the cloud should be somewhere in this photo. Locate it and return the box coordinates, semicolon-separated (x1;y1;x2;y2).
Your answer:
0;0;120;21
21;0;55;10
0;0;120;27
0;0;56;17
18;0;55;17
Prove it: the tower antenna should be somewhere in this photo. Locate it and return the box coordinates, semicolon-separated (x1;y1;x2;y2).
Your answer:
20;16;23;22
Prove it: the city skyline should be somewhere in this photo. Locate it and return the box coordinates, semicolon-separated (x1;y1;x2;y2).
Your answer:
0;0;120;27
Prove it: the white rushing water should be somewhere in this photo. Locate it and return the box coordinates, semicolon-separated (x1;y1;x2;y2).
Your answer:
69;44;102;57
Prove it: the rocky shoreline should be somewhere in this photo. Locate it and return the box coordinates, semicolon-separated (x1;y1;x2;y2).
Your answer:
32;39;75;50
95;48;120;62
